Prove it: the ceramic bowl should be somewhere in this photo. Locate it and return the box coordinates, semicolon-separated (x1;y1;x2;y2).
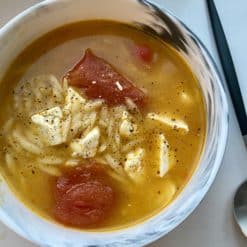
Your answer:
0;0;228;246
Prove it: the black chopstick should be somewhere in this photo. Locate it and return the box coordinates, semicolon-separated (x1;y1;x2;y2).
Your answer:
206;0;247;137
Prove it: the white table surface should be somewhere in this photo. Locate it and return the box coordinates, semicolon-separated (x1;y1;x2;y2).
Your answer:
0;0;246;246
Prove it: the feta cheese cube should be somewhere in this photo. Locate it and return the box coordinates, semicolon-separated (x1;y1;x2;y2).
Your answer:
124;148;145;179
65;87;86;112
70;127;100;158
64;87;89;138
147;112;189;133
31;106;71;146
157;133;169;177
119;111;137;138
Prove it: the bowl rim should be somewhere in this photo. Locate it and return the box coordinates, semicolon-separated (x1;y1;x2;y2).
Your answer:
0;0;229;246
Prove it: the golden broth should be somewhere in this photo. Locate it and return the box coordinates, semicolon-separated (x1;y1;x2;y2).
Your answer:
0;21;205;230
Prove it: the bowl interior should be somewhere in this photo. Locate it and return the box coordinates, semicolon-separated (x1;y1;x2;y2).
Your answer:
0;0;228;246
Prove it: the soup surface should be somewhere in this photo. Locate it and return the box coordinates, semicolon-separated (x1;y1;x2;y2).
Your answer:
0;21;205;230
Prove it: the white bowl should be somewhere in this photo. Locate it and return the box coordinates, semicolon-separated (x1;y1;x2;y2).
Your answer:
0;0;228;246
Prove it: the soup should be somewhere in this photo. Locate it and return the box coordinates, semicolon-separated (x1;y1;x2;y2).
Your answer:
0;21;205;230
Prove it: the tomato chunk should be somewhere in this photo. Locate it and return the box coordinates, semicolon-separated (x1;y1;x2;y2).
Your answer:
133;44;153;63
65;49;147;107
54;163;114;227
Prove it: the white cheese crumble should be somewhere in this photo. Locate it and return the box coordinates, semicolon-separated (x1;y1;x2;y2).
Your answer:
124;148;145;180
64;87;88;139
31;106;71;146
70;126;100;158
119;111;137;138
115;81;123;91
147;112;189;133
65;87;86;113
157;133;170;177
